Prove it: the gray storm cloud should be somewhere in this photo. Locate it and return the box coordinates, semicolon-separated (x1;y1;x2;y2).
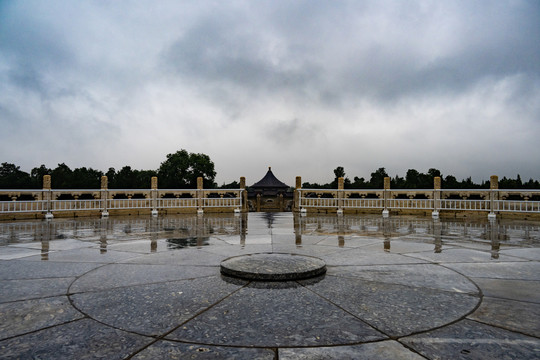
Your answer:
0;0;539;184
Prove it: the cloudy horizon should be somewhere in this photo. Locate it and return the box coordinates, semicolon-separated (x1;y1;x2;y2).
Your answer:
1;0;539;186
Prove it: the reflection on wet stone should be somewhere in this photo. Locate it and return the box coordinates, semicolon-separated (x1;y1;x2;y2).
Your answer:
0;212;539;359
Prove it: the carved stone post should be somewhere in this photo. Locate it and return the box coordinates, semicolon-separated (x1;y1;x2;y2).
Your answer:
43;175;53;219
294;176;303;213
337;177;344;215
489;175;498;220
100;176;109;217
197;177;204;215
239;177;247;213
383;177;391;218
432;176;441;219
151;176;158;217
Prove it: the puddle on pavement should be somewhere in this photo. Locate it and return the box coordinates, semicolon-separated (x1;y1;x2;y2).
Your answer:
1;213;539;260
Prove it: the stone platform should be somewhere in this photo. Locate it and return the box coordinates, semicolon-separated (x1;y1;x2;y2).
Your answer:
0;213;539;359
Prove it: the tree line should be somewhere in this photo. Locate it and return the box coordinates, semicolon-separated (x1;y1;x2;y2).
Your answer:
302;167;540;189
0;150;217;189
1;155;538;190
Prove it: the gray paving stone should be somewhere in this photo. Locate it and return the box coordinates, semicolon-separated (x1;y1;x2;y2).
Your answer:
124;248;227;265
0;296;84;339
327;263;478;294
402;319;540;360
132;340;276;359
21;247;141;263
168;281;386;346
500;247;540;261
279;341;425;359
0;246;41;260
472;278;540;303
70;263;218;292
320;247;429;266
404;248;523;263
0;318;151;359
301;274;480;337
468;296;540;337
445;261;540;280
71;276;245;336
0;260;102;280
0;277;74;303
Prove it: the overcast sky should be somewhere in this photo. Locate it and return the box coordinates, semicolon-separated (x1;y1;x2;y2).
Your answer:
1;1;539;186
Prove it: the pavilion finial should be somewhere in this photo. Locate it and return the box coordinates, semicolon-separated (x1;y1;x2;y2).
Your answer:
269;166;271;170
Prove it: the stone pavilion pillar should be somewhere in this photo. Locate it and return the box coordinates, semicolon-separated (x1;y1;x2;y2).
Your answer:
197;177;204;215
240;177;248;213
382;177;391;218
100;176;109;218
489;175;498;220
294;176;302;213
337;177;344;215
432;176;441;219
43;175;53;219
151;176;158;217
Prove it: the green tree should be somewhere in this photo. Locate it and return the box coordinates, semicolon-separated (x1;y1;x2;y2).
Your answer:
369;167;388;188
0;163;32;189
51;163;73;189
158;150;216;188
30;165;51;188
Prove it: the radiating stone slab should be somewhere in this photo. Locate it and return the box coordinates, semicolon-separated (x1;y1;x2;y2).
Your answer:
473;278;540;303
0;246;41;260
402;319;540;360
21;247;140;263
468;296;540;337
0;260;102;280
10;238;93;251
168;281;386;346
320;247;428;266
0;277;74;303
501;247;540;261
300;274;479;337
124;248;227;266
220;253;326;281
360;239;453;253
131;340;275;359
0;296;83;339
404;248;522;263
279;341;425;359
198;243;274;257
444;262;540;280
0;318;151;359
71;276;245;336
327;263;478;294
70;263;218;292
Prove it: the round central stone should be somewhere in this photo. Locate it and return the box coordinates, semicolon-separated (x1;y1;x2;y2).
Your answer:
220;253;327;281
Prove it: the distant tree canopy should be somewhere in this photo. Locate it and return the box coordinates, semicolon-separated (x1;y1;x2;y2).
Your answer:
1;160;539;190
0;149;217;189
302;166;540;189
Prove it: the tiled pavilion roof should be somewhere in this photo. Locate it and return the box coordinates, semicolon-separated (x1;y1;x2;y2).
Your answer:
251;167;289;189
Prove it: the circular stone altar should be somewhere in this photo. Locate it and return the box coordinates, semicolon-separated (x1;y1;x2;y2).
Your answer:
220;253;327;281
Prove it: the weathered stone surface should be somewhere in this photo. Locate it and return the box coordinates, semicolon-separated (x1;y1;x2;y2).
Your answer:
132;340;276;359
468;296;540;337
0;213;538;359
71;276;245;336
0;296;84;339
279;341;425;359
168;281;386;346
301;274;480;337
220;253;326;280
402;319;540;360
0;318;150;359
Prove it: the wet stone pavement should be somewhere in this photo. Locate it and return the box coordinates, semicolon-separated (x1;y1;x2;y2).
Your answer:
0;212;539;359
